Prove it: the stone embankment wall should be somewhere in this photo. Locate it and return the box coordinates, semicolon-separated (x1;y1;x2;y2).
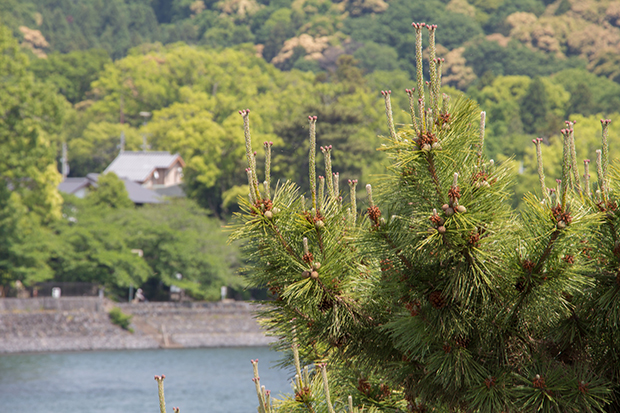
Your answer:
0;298;272;354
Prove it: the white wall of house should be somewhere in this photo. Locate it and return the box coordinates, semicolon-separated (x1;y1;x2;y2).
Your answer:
142;160;183;188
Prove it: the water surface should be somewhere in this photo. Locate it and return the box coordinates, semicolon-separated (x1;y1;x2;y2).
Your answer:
0;347;292;413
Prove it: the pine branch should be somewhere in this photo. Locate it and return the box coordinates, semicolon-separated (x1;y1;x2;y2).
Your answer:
533;230;561;274
425;153;443;200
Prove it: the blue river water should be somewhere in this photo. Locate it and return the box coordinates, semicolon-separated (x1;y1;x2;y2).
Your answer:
0;347;293;413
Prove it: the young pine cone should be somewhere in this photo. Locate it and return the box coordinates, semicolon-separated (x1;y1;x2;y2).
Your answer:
428;291;446;309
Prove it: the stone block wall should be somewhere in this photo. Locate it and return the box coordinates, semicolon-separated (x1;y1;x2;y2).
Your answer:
0;298;272;353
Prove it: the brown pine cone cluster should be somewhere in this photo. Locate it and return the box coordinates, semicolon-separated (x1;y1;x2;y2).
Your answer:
417;130;437;147
551;205;572;228
532;374;546;389
302;252;314;263
522;259;535;272
428;290;446;308
368;205;381;225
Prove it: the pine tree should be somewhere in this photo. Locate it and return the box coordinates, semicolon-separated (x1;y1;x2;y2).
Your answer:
566;82;593;117
520;77;549;135
231;23;619;413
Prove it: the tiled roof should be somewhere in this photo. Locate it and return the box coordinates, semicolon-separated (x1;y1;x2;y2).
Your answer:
154;183;186;198
57;177;90;194
58;174;163;204
122;178;163;204
103;151;184;182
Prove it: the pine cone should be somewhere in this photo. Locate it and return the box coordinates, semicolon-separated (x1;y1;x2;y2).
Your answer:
357;378;372;396
405;300;421;316
563;255;574;264
410;402;428;413
417;130;437;147
515;279;526;292
448;186;461;200
368;205;382;225
380;259;393;272
436;112;451;127
468;231;480;246
471;171;488;183
485;377;496;389
613;243;620;258
380;383;391;399
295;386;312;403
429;214;443;225
551;205;572;226
254;198;273;212
302;252;314;263
428;291;446;309
522;259;535;272
532;374;546;389
454;335;470;348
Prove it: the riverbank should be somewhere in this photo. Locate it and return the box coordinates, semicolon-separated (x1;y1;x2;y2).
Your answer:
0;298;273;354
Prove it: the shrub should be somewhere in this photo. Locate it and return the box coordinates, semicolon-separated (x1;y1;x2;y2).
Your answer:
108;307;133;332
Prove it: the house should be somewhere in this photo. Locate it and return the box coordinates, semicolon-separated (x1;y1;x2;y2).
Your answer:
104;151;185;189
58;173;163;205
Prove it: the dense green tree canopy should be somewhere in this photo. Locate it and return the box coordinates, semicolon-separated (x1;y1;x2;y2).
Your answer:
88;172;134;209
53;196;239;300
0;25;65;222
30;48;110;104
4;0;615;94
73;43;388;213
0;25;67;287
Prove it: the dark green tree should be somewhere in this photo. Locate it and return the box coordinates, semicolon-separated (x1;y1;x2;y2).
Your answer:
565;82;593;117
483;0;545;33
256;8;296;62
353;41;401;73
35;0;160;58
0;186;55;288
553;69;620;115
463;39;582;80
30;48;110;104
120;199;241;300
201;17;254;48
276;45;306;71
555;0;571;15
520;76;548;134
272;101;380;198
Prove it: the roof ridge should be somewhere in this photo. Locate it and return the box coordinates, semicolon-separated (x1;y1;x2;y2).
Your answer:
119;151;174;155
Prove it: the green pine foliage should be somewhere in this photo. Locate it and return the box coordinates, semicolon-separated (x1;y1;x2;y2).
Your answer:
233;23;620;412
